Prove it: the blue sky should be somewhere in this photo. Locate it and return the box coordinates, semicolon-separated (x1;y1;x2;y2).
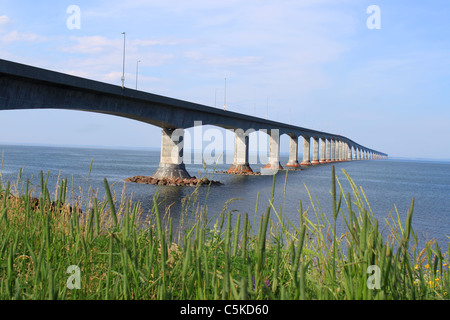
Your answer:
0;0;449;160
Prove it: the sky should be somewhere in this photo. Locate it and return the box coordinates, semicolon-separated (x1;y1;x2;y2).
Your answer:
0;0;449;160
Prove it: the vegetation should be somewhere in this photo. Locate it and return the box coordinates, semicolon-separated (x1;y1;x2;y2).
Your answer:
0;165;448;300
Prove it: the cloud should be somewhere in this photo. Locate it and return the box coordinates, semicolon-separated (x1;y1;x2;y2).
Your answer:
0;30;47;43
60;35;180;57
0;15;11;28
0;15;48;43
0;15;48;44
61;35;120;54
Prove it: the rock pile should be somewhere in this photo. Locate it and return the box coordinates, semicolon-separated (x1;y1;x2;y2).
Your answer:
216;171;261;175
125;175;222;186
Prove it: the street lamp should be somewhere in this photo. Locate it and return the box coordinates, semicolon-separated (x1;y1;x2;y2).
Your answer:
223;77;226;110
136;60;141;90
121;32;126;89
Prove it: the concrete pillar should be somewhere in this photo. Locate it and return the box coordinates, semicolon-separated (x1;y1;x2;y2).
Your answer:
352;146;357;160
342;142;347;161
227;129;253;173
300;136;311;166
320;138;327;164
326;138;331;163
152;128;191;179
344;143;348;160
264;129;283;170
285;135;301;168
330;139;336;162
311;137;320;165
337;140;342;161
342;142;348;161
343;142;347;161
347;144;352;161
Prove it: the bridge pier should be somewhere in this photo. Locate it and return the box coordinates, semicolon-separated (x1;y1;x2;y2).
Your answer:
227;129;253;173
285;135;301;168
336;141;340;161
311;137;320;165
326;138;332;163
339;141;345;161
264;130;283;170
330;139;336;162
335;140;339;161
340;141;345;161
152;128;191;179
319;138;327;164
300;136;311;166
337;140;342;161
343;142;348;161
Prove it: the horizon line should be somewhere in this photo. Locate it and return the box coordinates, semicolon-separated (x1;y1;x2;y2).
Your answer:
1;142;449;163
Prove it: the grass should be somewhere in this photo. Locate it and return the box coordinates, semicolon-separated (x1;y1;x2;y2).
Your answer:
0;165;449;300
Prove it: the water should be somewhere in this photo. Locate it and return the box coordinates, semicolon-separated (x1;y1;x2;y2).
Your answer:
1;144;449;248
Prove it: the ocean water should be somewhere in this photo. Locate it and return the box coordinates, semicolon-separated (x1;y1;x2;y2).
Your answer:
1;144;449;248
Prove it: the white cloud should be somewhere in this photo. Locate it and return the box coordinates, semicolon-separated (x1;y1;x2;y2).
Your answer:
0;15;11;28
0;14;47;43
61;35;120;54
0;30;47;43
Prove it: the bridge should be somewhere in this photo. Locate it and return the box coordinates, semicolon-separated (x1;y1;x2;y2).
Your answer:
0;59;387;179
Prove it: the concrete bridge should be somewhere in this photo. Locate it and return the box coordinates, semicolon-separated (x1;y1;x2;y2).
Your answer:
0;59;387;179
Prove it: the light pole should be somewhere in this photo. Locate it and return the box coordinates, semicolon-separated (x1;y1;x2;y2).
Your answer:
223;77;226;110
136;60;141;90
121;32;126;89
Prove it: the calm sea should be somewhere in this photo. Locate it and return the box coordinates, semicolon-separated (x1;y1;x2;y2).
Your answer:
1;144;449;249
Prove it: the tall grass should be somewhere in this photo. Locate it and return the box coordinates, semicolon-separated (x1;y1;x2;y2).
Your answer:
0;166;448;300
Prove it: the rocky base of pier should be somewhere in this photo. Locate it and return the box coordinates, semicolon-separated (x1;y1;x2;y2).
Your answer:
125;175;222;186
217;171;261;175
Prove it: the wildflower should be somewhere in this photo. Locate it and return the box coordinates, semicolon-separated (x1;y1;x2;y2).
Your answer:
428;278;440;288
